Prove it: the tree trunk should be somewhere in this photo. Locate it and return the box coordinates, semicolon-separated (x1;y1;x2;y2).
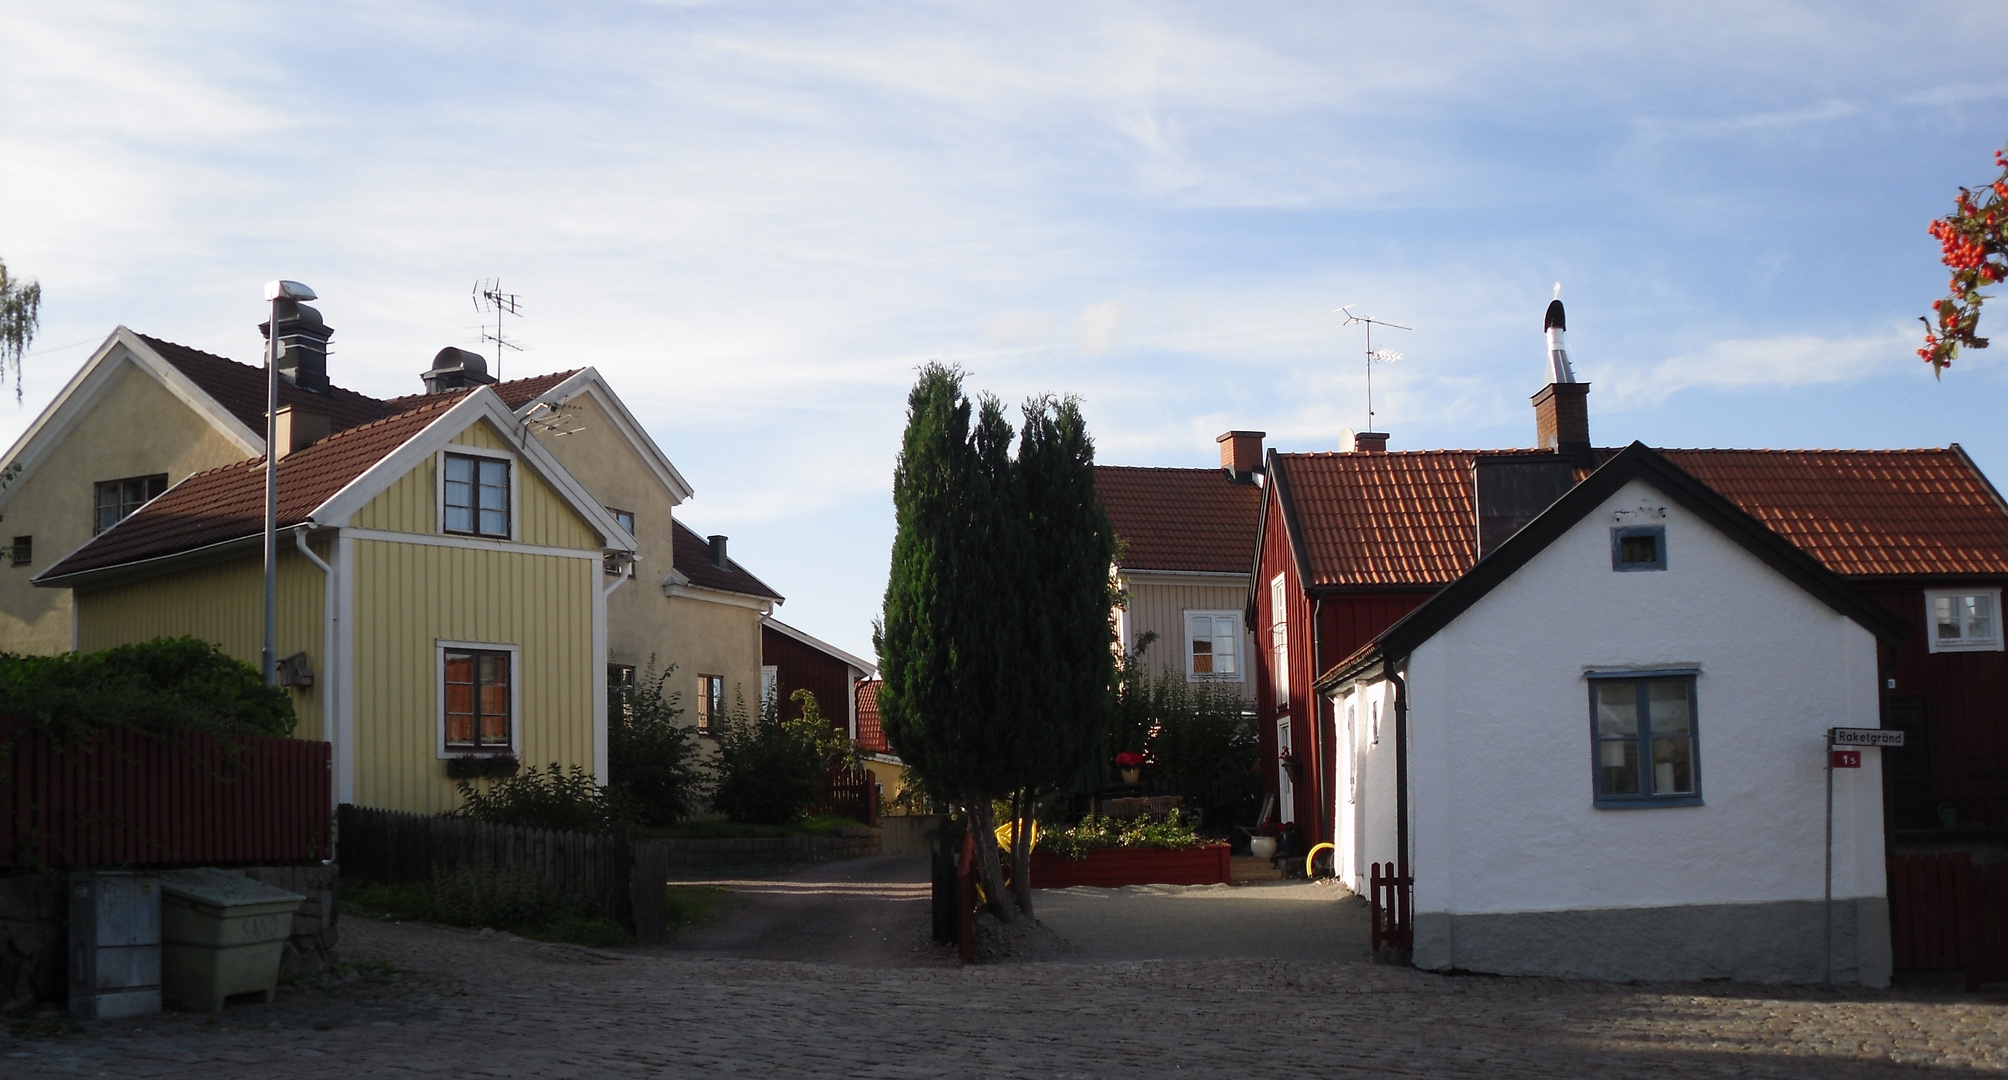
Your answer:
964;795;1014;923
1010;791;1035;916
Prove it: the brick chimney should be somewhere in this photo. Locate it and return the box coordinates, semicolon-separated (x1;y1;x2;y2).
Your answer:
272;404;331;460
1340;428;1389;454
1533;295;1590;456
1217;430;1266;481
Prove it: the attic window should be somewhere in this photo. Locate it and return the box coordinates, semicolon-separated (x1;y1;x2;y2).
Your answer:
1926;589;2003;653
94;474;168;535
444;453;510;538
1611;526;1666;572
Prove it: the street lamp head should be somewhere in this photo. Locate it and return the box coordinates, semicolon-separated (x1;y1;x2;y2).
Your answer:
264;280;317;303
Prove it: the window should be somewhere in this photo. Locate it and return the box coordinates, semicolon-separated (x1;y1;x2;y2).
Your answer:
604;508;635;574
609;664;636;720
94;474;168;535
444;453;510;538
8;536;27;567
1611;526;1667;572
696;674;724;731
761;665;778;705
1925;589;2003;653
1589;675;1699;806
444;647;513;752
1185;610;1242;681
1269;575;1290;706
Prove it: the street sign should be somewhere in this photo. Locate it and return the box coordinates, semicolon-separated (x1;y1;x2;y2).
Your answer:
1830;727;1904;748
1832;750;1861;769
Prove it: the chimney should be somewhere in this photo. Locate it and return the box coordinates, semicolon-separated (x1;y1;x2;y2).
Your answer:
1340;428;1389;454
1532;295;1590;455
258;299;333;394
272;405;331;460
1216;430;1266;481
708;534;729;569
422;347;499;395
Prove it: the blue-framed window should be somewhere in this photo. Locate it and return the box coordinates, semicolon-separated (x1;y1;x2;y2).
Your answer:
1611;525;1666;571
1589;674;1700;807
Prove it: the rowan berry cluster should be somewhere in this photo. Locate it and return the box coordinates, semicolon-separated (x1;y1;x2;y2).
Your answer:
1921;143;2008;376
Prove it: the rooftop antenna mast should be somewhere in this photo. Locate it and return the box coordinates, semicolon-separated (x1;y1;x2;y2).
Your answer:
1336;305;1411;433
472;279;523;380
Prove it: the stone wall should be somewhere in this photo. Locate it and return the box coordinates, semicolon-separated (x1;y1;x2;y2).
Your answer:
0;873;64;1015
239;865;339;980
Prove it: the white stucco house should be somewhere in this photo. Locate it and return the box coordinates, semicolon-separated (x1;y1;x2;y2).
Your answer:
1318;443;1909;985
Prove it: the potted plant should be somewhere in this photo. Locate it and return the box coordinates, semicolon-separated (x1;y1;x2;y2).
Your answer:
1249;819;1285;860
1115;751;1144;785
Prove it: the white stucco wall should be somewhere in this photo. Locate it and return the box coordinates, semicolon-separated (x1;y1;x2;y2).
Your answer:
1338;476;1885;917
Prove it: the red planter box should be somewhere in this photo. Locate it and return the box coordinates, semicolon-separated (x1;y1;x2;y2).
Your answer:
1029;842;1232;889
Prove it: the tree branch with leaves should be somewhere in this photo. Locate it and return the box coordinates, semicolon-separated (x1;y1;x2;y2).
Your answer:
0;256;40;403
1921;144;2008;377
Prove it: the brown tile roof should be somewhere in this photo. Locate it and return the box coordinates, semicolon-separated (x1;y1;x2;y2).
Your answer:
136;334;390;435
41;395;468;579
382;370;583;415
854;678;886;753
1273;447;2008;588
1095;466;1263;575
671;520;783;601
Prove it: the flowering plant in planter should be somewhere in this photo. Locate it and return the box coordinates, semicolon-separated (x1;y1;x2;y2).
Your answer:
1114;752;1145;769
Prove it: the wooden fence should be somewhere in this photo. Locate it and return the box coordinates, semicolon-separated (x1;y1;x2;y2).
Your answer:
811;766;879;826
336;805;633;930
1888;852;2008;989
1369;861;1413;954
2;723;330;868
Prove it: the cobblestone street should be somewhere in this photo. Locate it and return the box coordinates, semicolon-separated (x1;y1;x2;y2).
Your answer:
8;911;2007;1078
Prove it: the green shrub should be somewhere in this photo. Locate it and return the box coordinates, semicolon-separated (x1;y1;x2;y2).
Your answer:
0;636;295;744
709;689;849;826
1037;809;1205;860
343;864;631;947
454;763;617;833
1109;637;1259;785
607;659;704;827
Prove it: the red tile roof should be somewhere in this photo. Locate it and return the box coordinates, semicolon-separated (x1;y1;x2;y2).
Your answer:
854;678;886;753
1095;466;1264;575
670;520;783;601
137;334;390;435
41;395;468;580
1273;447;2008;588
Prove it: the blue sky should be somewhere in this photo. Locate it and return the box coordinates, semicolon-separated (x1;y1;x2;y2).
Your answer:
3;2;2005;660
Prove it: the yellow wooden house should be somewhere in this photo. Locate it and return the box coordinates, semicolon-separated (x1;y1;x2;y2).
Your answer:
35;387;637;814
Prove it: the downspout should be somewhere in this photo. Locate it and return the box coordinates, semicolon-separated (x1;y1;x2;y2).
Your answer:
1311;596;1327;846
1388;659;1410;874
293;527;337;817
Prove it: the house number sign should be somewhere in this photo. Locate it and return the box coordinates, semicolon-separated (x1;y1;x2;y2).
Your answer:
1831;750;1861;769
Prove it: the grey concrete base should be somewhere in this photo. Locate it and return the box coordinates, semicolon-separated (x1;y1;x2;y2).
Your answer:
1413;897;1891;986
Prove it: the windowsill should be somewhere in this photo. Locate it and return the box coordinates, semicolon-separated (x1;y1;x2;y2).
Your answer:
442;748;515;757
1185;675;1246;683
1594;795;1704;810
1925;640;2003;654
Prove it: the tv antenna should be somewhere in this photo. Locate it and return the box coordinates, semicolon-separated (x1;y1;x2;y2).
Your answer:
1336;305;1411;433
471;279;523;380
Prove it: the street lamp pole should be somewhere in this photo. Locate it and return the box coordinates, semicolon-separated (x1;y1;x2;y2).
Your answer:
262;279;316;686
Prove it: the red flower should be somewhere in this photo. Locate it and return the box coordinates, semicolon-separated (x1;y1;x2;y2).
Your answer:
1114;751;1145;768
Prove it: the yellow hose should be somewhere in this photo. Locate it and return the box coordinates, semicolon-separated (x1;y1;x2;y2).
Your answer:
1306;842;1335;879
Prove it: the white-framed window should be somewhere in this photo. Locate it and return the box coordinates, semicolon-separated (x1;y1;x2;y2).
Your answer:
761;665;778;705
1269;574;1290;706
1925;589;2003;653
437;640;521;758
604;507;635;574
696;673;725;731
439;448;515;539
1185;610;1243;681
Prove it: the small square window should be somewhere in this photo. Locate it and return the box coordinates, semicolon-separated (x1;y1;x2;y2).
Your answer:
9;536;29;567
444;453;510;538
1185;610;1242;681
1611;526;1667;572
1924;589;2004;653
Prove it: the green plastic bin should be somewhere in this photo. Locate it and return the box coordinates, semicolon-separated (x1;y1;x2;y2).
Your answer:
159;868;304;1010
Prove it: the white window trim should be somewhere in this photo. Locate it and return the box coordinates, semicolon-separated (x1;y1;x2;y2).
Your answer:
1183;608;1245;682
435;446;520;543
1269;573;1290;706
436;639;523;759
1925;587;2005;653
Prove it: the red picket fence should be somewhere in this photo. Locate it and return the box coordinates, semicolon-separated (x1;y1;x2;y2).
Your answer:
812;765;880;826
1;722;330;868
1370;861;1413;953
1888;852;2008;989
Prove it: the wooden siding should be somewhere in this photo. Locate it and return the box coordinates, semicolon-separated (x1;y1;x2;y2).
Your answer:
1862;583;2008;831
74;542;330;743
349;537;597;814
762;624;855;734
1120;577;1254;701
350;419;601;551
